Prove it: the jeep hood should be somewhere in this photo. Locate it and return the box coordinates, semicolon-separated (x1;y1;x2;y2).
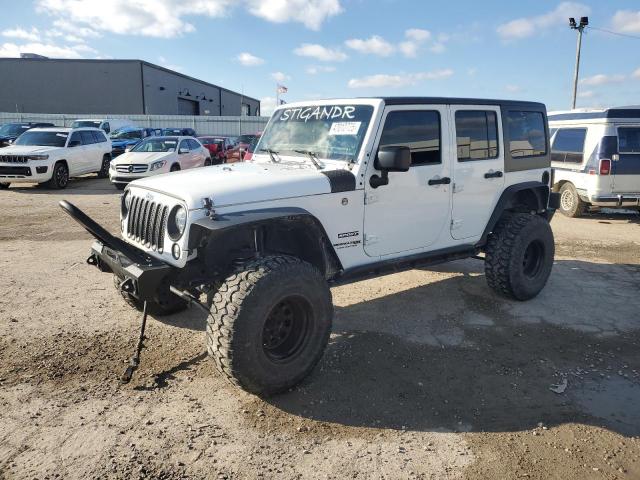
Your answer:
0;145;63;155
129;161;338;209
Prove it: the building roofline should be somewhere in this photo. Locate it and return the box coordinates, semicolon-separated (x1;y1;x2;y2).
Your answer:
0;57;260;104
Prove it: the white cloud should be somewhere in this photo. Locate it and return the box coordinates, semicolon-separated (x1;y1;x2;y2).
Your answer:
2;27;40;42
611;10;640;34
0;41;96;59
580;74;626;86
633;68;640;79
260;96;278;116
348;69;454;89
294;43;347;62
398;28;434;57
497;2;591;40
37;0;342;39
237;52;264;66
50;19;101;38
271;71;290;82
405;28;431;42
306;65;336;75
345;35;395;56
245;0;342;31
505;84;522;93
429;43;446;54
577;90;595;99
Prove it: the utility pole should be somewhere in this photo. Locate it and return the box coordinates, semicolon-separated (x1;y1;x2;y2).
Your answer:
569;16;588;109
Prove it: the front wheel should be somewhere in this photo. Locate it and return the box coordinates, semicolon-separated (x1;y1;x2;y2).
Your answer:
484;213;555;301
45;162;69;189
559;182;585;218
114;183;126;191
207;255;333;396
97;155;111;178
0;183;9;189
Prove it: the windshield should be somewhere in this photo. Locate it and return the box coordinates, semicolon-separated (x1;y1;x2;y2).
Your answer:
111;129;142;140
258;104;374;162
0;124;31;136
131;138;177;153
14;131;68;147
72;120;101;128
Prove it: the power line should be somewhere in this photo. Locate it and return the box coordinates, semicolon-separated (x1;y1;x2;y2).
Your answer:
587;25;640;40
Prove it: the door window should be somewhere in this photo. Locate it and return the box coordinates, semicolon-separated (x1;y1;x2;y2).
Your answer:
68;132;81;146
178;140;190;152
188;139;201;150
551;128;587;163
618;127;640;154
80;131;96;145
379;111;441;165
455;111;499;161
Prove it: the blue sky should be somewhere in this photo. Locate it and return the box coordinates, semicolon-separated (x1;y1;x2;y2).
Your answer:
0;0;638;114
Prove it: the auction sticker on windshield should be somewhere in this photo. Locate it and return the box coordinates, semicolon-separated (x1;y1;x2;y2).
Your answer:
329;122;361;136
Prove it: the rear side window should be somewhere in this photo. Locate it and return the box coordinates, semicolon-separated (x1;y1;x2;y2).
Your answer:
506;111;547;158
188;139;201;150
551;128;586;163
379;110;441;165
455;110;499;161
618;127;640;153
80;131;96;145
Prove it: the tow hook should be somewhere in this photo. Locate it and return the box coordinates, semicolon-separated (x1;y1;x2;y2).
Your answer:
120;278;136;294
86;254;98;266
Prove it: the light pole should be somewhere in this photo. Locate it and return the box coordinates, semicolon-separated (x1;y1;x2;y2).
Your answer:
569;16;588;109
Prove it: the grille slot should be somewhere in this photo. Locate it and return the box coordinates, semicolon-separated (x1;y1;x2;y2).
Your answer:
116;164;148;173
126;196;167;252
0;155;29;164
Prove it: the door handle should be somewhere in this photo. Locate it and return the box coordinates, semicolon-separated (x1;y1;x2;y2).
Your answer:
484;171;503;179
428;176;451;186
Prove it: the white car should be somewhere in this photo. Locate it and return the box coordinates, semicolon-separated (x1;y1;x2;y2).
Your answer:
71;118;133;135
109;136;211;190
0;127;112;189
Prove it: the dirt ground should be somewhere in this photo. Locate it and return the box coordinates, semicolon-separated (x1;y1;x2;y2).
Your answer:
1;177;639;480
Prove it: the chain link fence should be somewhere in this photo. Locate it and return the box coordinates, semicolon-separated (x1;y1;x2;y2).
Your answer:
0;112;269;136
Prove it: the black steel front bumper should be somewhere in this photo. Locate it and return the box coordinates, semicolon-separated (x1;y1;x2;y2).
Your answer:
59;200;174;302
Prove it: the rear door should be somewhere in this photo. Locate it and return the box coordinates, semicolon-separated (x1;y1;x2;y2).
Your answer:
450;105;505;240
614;126;640;193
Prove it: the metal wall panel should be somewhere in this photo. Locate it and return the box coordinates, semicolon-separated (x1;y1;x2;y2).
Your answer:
0;112;269;136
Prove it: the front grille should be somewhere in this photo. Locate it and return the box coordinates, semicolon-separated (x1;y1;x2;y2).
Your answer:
126;196;168;252
116;164;148;174
0;155;29;164
0;166;31;176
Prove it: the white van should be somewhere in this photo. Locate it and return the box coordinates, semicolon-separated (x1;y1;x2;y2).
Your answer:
71;118;133;135
549;106;640;217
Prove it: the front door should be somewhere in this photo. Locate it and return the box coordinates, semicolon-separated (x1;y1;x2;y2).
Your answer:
363;106;452;257
450;106;505;240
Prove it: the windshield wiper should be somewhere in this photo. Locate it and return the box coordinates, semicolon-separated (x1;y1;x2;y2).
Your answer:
258;148;281;163
293;150;323;170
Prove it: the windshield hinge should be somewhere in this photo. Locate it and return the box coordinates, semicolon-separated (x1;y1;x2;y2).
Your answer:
364;193;377;205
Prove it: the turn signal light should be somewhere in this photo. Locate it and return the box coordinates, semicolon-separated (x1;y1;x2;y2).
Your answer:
599;159;611;175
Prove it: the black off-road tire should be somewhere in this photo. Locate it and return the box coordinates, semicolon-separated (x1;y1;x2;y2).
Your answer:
97;154;111;178
559;182;585;218
485;213;555;301
0;182;9;189
207;255;333;396
114;183;126;191
45;161;69;189
112;275;187;316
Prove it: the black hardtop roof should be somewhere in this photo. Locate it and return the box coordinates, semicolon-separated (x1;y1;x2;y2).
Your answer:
378;97;546;109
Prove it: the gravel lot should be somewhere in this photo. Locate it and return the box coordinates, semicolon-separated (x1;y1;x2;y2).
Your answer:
1;177;639;480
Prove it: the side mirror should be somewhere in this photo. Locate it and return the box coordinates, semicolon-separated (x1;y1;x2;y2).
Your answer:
370;146;411;188
68;140;81;147
125;146;132;153
179;147;189;154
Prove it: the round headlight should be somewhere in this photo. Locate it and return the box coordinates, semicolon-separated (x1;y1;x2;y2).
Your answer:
168;205;187;240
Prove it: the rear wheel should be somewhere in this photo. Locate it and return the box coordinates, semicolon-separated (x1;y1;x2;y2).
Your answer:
207;255;333;396
0;183;9;189
559;182;585;218
97;155;111;178
45;161;69;189
204;157;212;166
114;183;126;191
485;213;555;301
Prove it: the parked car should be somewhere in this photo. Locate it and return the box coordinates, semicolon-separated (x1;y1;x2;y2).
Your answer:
109;136;211;190
0;127;112;189
198;136;234;164
61;97;559;396
71;119;133;135
0;122;55;147
162;127;197;137
242;136;260;161
549;106;640;217
226;133;261;163
110;127;157;157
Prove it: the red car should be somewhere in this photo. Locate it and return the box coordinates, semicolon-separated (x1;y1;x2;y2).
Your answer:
198;136;234;164
226;133;261;163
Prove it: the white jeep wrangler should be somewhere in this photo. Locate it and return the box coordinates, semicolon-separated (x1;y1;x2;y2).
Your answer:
61;97;560;395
